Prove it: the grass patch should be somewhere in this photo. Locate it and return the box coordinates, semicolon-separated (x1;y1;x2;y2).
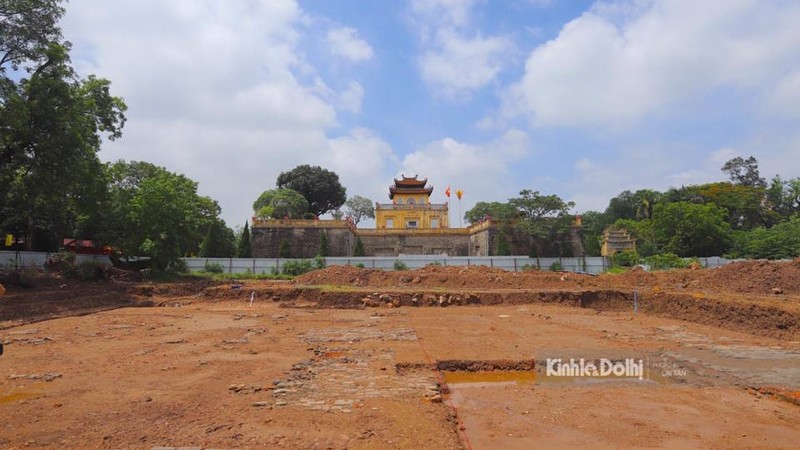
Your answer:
191;271;294;281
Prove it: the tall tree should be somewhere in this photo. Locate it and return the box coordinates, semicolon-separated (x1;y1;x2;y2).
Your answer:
510;190;574;222
495;226;510;256
199;219;235;258
236;221;252;258
252;188;308;219
509;190;575;257
353;235;365;256
0;0;65;76
317;231;328;257
722;156;766;187
107;161;218;270
1;44;126;249
604;189;662;221
343;195;374;225
276;165;346;216
766;175;800;220
652;202;732;257
464;201;519;224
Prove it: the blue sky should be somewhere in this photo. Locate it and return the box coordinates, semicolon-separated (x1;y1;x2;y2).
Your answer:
61;0;800;227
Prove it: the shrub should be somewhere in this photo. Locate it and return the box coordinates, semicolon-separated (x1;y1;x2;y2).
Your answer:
282;259;315;276
314;255;327;270
205;262;224;273
355;263;365;268
549;261;563;271
75;261;107;280
393;260;408;271
643;253;691;271
426;261;442;267
317;232;329;257
610;250;639;268
167;258;188;274
278;240;291;258
45;251;77;273
521;263;539;271
353;236;365;256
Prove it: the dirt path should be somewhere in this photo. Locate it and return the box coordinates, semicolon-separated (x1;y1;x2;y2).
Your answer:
1;298;799;449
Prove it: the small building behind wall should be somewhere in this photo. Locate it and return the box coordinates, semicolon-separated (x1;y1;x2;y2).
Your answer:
600;228;636;256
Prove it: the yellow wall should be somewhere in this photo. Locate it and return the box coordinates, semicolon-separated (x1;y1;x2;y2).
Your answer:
375;193;449;229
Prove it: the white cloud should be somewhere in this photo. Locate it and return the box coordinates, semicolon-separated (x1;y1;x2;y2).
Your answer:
420;30;513;96
410;0;478;28
400;129;532;223
326;27;374;63
506;0;800;127
60;0;386;225
337;81;365;113
410;0;512;96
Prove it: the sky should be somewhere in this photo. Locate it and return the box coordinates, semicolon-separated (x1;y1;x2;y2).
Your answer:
61;0;800;228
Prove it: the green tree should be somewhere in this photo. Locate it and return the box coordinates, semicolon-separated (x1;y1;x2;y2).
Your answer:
613;218;658;256
276;165;346;216
0;0;64;67
237;221;252;258
343;195;374;225
509;190;574;256
695;182;767;229
353;236;365;256
510;190;574;222
766;176;800;220
106;161;219;270
464;201;519;224
495;226;510;256
317;231;329;257
722;155;766;187
0;44;126;250
729;218;800;259
652;202;732;257
252;188;308;219
604;189;662;222
278;240;290;258
199;219;235;258
579;211;612;256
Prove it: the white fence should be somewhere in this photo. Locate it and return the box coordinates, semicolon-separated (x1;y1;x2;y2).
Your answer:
0;250;736;274
184;255;738;275
0;251;111;269
184;256;611;274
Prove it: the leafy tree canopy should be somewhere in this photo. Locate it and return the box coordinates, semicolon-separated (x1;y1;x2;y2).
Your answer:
652;202;732;257
722;155;765;188
510;189;574;221
343;195;374;225
107;160;219;270
276;165;346;216
729;218;800;260
464;201;519;224
253;188;308;219
604;189;662;221
0;0;65;76
1;42;126;250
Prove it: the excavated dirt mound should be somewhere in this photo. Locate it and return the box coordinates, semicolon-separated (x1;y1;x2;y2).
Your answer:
297;260;800;295
296;264;598;290
602;260;800;295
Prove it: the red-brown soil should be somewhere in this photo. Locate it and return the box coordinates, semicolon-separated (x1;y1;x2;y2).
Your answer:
1;261;799;449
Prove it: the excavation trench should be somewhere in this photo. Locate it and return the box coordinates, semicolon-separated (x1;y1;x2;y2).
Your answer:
199;286;800;340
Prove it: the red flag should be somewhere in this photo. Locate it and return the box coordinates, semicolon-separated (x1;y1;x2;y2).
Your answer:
445;186;451;198
456;189;463;200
